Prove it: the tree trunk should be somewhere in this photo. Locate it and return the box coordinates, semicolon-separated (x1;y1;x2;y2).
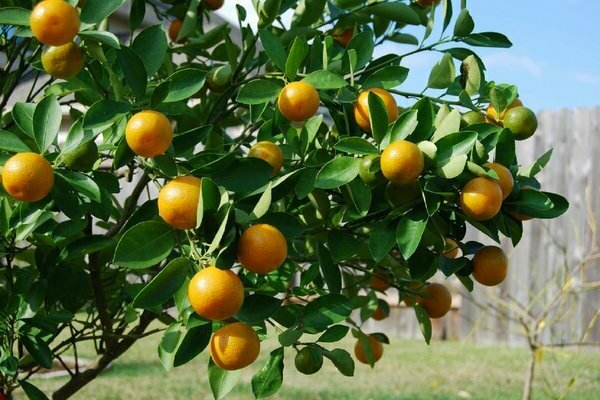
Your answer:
521;347;537;400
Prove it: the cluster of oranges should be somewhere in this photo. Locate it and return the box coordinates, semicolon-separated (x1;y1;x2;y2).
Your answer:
1;0;533;374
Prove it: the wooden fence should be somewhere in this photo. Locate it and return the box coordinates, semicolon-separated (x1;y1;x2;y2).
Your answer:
364;107;600;346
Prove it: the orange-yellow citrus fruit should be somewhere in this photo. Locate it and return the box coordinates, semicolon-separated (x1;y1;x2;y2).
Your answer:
332;27;354;47
248;141;284;175
158;176;201;230
484;162;514;200
354;335;384;364
168;19;184;43
30;0;80;46
210;322;260;370
420;283;452;319
188;266;244;320
125;110;173;157
204;0;224;10
277;81;320;122
443;238;460;258
237;224;288;274
485;98;523;124
459;177;503;221
472;245;509;286
41;42;84;79
380;140;424;184
2;152;54;202
353;88;398;133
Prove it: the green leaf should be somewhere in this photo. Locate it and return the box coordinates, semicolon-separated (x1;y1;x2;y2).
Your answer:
60;235;115;260
442;0;453;33
259;29;287;71
132;257;191;309
33;95;61;153
57;170;102;202
414;304;432;344
382;110;419;148
436;154;467;179
158;322;182;371
131;25;168;76
259;0;282;27
369;2;421;25
369;221;396;262
81;0;127;24
428;53;456;89
519;149;553;178
236;294;282;323
368;91;389;144
208;359;241;400
160;69;207;103
174;323;212;367
113;221;175;269
19;380;49;400
278;327;304;346
129;0;145;30
317;243;341;294
252;348;285;399
20;335;53;369
463;32;512;48
302;70;347;89
334;137;379;155
322;348;354;376
116;46;147;99
12;102;36;138
237;80;282;105
292;0;327;27
432;109;461;141
83;100;131;131
363;66;409;89
396;207;428;259
314;156;361;189
494;128;516;167
61;118;95;155
0;7;30;25
388;33;419;46
344;31;374;72
318;325;349;342
301;294;352;333
0;129;31;152
461;55;481;96
285;36;309;81
409;98;435;142
435;131;478;161
453;9;474;37
79;30;121;48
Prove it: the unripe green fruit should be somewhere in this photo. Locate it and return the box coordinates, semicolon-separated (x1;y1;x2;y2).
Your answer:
63;141;98;172
358;154;384;186
461;110;485;127
294;347;323;375
503;106;538;141
207;65;232;93
385;181;421;208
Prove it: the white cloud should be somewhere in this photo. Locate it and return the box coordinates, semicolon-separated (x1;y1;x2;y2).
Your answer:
570;72;600;85
482;51;543;78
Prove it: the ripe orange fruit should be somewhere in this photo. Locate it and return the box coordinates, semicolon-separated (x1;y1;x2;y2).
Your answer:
277;81;320;122
483;162;514;200
332;27;354;47
380;140;424;184
210;322;260;370
372;304;387;321
459;177;503;221
125;110;173;157
369;270;391;292
353;88;398;133
237;224;288;274
203;0;224;11
401;281;424;307
30;0;80;46
2;153;54;202
420;283;452;319
248;141;284;175
485;98;522;124
295;347;323;375
503;106;538;141
41;42;84;80
417;0;441;6
168;19;184;43
472;246;509;286
158;176;201;230
443;238;460;258
354;335;384;364
188;266;244;320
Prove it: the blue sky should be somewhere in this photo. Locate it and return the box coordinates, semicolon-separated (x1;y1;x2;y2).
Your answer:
219;0;600;111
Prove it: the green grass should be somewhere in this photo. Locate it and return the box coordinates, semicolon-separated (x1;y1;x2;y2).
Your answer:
22;330;600;400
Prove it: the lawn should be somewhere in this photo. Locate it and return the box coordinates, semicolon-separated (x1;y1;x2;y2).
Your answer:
23;330;600;400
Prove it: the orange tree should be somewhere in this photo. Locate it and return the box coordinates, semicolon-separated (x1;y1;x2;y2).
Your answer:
0;0;568;399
